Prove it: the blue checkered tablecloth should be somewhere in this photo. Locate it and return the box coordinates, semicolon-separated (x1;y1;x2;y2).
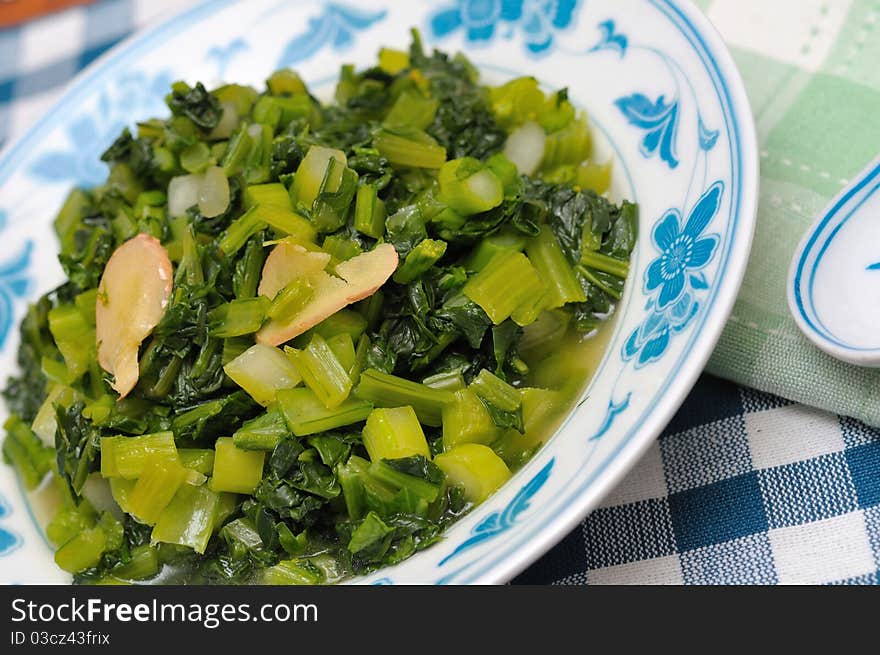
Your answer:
2;0;880;585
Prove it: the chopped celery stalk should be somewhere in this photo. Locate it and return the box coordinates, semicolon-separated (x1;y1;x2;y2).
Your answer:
293;146;347;209
180;141;212;173
337;456;369;520
580;249;630;280
485;153;522;196
3;415;53;489
542;118;592;169
463;251;545;324
510;286;551;327
490;76;545;129
221;125;254;176
369;460;439;501
442;388;502;449
374;128;447;169
178;449;215;475
518;309;571;362
152;483;220;554
312;309;368;341
47;504;95;547
322;234;363;262
470;369;522;412
422;370;466;391
385;90;439;130
378;48;410;74
277;387;373;436
109;477;135;514
127;460;189;525
577;161;612;194
267;69;308;96
354;184;386;238
355;369;454;427
75;288;99;326
434;443;512;504
245;183;291;210
112;544;160;580
362;406;430;462
210;437;265;494
268;277;314;322
438;158;504;215
54;526;107;573
218;206;266;255
233;405;289;450
466;231;527;272
48;304;94;380
207;296;270;338
393;238;447;284
526;228;587;307
326;333;357;373
286;334;353;409
100;432;177;480
254;205;317;243
224;343;302;406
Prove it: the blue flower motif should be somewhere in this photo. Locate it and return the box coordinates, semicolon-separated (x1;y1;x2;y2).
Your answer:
207;38;249;78
622;182;723;368
645;181;722;310
277;4;388;68
438;458;553;569
623;291;700;367
29;71;173;187
0;493;23;558
589;19;628;57
0;237;34;350
430;0;578;54
615;93;680;168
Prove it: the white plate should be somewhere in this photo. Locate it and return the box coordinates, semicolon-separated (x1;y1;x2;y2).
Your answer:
0;0;758;584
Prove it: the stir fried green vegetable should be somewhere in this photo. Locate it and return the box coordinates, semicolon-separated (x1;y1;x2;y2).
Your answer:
2;32;637;584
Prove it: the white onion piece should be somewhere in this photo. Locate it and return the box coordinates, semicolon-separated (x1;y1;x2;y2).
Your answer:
209;101;239;140
198;166;230;218
167;174;201;217
504;121;546;176
82;474;125;520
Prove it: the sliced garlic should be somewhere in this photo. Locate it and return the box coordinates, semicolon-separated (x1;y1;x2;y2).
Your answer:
96;233;173;398
257;243;398;346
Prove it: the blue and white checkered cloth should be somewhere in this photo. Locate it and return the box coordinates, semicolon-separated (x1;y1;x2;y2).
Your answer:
2;0;880;586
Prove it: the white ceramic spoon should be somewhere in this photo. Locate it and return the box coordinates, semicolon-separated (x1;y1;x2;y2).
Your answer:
788;155;880;366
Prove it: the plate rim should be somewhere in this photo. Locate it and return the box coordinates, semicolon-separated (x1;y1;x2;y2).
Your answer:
0;0;759;584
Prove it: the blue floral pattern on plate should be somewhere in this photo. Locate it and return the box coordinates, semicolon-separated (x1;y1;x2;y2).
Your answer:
277;4;387;68
0;493;23;557
430;0;578;53
28;71;173;187
615;93;680;169
0;232;34;350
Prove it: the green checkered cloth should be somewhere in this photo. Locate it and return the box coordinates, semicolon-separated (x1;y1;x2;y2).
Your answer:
692;0;880;426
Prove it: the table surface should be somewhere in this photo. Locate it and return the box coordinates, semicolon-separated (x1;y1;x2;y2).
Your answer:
2;0;879;585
